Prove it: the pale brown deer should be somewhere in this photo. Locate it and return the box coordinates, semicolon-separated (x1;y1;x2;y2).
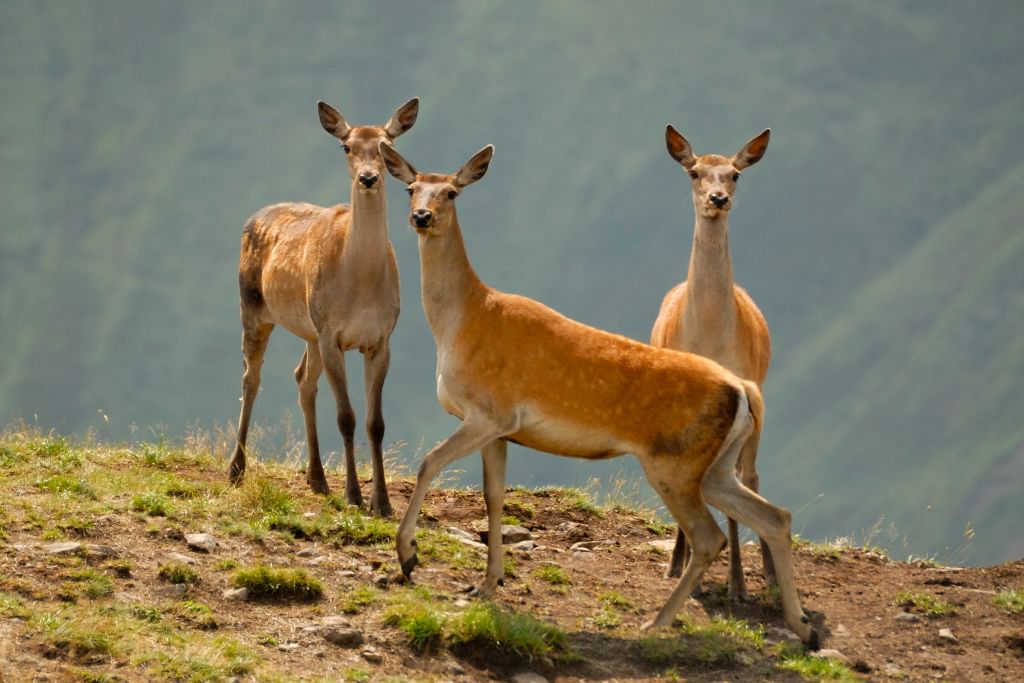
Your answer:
228;98;419;515
379;141;819;647
651;126;775;599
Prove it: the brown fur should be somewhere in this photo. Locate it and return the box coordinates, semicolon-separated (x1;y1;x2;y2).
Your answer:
652;126;775;595
228;99;419;516
380;142;817;646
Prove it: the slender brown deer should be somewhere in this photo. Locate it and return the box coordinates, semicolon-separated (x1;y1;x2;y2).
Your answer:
379;141;819;647
228;98;419;515
651;126;775;599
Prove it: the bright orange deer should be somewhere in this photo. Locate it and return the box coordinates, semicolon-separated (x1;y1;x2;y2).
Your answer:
228;98;419;515
379;141;819;647
651;126;775;599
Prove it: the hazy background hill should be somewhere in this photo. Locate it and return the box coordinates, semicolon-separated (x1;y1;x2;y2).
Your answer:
2;0;1022;564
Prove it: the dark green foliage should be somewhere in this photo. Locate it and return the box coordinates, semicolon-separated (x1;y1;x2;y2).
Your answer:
230;565;323;602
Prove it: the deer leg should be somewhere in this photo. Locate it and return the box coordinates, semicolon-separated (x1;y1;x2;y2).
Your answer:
701;438;819;648
363;342;392;517
397;420;503;579
229;321;274;485
295;342;325;492
477;439;508;596
738;426;778;592
320;338;357;501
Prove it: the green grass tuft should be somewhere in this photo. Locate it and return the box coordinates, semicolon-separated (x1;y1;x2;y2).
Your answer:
776;642;860;681
158;562;201;585
533;565;571;585
448;602;571;659
35;474;98;499
382;589;444;652
994;588;1023;614
895;590;957;617
231;565;323;602
640;616;764;666
131;491;173;517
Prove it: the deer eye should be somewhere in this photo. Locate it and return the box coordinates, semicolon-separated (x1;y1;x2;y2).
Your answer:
342;144;351;153
447;190;458;200
406;188;414;196
732;172;740;181
688;170;698;179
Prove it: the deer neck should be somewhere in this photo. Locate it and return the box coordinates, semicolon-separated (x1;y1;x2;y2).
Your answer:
417;209;486;343
684;212;736;332
343;180;390;275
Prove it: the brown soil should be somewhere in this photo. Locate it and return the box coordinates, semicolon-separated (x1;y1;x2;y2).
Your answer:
1;478;1022;682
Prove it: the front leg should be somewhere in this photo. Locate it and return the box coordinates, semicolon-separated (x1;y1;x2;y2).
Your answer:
320;337;357;501
397;420;503;579
363;342;393;517
476;439;508;596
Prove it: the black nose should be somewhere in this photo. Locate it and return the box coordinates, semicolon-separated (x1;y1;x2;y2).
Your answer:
358;173;379;188
412;209;433;228
710;193;729;208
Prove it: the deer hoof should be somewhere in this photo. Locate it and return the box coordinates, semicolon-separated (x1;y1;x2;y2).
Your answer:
400;553;418;578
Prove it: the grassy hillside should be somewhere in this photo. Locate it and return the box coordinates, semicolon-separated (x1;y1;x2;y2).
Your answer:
1;1;1023;564
764;162;1024;564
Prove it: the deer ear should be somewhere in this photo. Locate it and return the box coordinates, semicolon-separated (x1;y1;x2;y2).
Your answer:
733;128;770;170
454;145;494;188
379;141;418;184
385;97;419;139
318;101;350;140
665;125;695;169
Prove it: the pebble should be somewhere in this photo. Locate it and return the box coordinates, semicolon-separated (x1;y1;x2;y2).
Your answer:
510;540;536;552
321;616;351;627
360;648;383;664
223;587;248;601
323;628;364;648
337;570;356;578
765;626;803;646
895;611;922;623
511;673;548;683
277;642;299;652
166;552;197;565
43;542;82;556
446;527;478;542
296;547;318;557
371;573;389;588
556;521;590;542
647;539;676;553
569;540;598;551
185;533;219;553
938;628;959;644
833;623;851;638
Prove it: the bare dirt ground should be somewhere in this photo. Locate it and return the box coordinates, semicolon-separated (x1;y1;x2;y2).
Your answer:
1;474;1022;682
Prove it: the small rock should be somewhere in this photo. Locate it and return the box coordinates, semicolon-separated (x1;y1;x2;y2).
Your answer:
556;521;591;542
647;539;675;553
44;542;83;556
446;526;478;542
360;648;383;664
223;587;248;601
338;570;356;578
570;540;598;551
167;552;197;565
510;540;535;552
371;573;389;588
765;626;803;646
296;547;318;557
895;611;922;623
815;649;848;663
938;628;959;644
161;583;188;597
447;661;466;675
323;628;364;648
511;673;548;683
884;663;903;677
833;623;851;638
84;545;119;560
321;616;351;628
501;525;533;544
277;642;299;652
185;533;219;553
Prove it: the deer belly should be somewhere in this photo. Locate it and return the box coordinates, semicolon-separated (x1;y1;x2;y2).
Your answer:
510;413;633;460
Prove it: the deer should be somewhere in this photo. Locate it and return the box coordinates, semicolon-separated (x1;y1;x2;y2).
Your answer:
228;97;419;516
378;140;819;648
650;126;775;600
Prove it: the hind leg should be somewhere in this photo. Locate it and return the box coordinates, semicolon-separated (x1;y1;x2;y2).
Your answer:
229;320;274;485
737;426;777;592
701;443;818;647
637;456;726;628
